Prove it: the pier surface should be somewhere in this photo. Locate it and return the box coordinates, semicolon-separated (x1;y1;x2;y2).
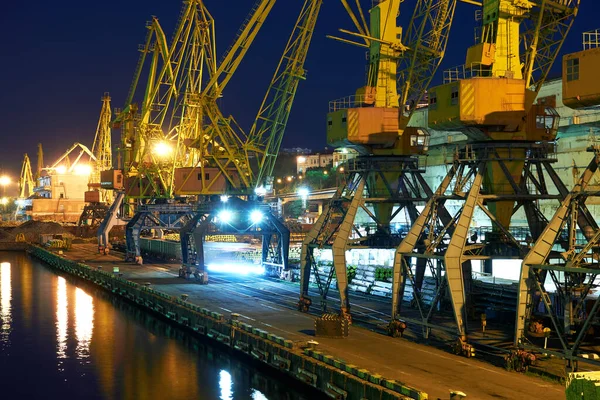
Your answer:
58;244;564;400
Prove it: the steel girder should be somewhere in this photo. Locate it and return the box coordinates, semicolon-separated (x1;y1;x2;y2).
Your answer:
515;147;600;370
299;156;442;318
124;204;195;262
393;142;587;341
179;198;290;283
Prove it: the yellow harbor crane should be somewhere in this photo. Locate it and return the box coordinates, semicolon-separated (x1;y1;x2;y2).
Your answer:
78;93;114;230
393;0;581;354
299;0;458;319
14;153;35;220
18;154;34;199
514;28;600;371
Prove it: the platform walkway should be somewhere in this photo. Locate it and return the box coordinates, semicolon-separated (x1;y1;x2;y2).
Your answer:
59;244;564;400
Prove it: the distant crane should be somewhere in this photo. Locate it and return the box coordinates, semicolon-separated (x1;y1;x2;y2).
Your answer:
78;93;113;230
15;153;35;220
18;154;34;199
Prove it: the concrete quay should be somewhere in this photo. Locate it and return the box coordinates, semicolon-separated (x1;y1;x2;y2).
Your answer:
35;244;565;400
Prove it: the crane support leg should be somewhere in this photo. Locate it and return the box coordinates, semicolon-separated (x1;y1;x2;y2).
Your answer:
332;178;365;320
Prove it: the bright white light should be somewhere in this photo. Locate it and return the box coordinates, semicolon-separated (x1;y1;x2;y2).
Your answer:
207;263;265;275
56;277;68;359
219;370;233;400
15;199;26;207
153;141;173;158
298;187;309;199
74;164;92;176
75;287;94;359
250;210;263;224
0;176;10;186
218;210;233;224
297;156;307;163
55;166;67;174
0;198;8;206
220;195;229;203
1;262;11;345
254;186;267;196
251;390;268;400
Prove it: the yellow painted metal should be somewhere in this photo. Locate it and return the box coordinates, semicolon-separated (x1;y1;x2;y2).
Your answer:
465;43;495;67
90;93;113;203
429;78;528;132
482;148;525;230
19;154;35;199
563;47;600;109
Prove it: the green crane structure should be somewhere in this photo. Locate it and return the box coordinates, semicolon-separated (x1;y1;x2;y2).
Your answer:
97;0;323;271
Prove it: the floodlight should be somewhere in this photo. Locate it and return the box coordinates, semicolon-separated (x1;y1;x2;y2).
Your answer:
218;209;233;223
250;210;263;224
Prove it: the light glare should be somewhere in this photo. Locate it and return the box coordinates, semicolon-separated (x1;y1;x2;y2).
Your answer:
153;141;173;158
218;210;233;224
250;210;263;224
207;263;265;275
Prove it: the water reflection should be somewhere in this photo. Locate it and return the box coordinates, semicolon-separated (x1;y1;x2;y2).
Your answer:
220;370;233;400
56;277;68;360
0;262;12;346
75;288;94;360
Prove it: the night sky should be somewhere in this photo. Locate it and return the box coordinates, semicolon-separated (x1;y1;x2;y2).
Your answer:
1;0;597;185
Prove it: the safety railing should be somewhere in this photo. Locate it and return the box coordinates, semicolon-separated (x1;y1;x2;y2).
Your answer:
443;63;516;84
328;94;368;112
583;29;600;50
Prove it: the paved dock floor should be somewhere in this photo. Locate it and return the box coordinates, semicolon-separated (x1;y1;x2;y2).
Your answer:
59;244;565;400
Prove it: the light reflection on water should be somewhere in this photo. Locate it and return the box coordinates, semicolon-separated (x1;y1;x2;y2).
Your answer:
0;261;11;347
0;253;311;400
56;276;68;360
75;287;94;361
220;370;233;400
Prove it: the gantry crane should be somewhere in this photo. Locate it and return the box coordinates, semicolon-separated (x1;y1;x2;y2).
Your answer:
393;0;581;352
299;0;458;319
515;28;600;371
79;93;113;230
98;0;322;272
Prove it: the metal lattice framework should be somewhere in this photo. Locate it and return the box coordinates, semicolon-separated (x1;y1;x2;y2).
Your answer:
521;0;580;94
18;154;34;199
515;147;600;370
389;0;581;350
116;0;321;204
90;93;113;203
398;0;457;125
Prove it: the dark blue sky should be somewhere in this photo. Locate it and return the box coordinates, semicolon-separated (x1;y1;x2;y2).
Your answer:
0;1;596;179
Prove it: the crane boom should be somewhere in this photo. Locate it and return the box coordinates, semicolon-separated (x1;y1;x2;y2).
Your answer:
19;154;34;199
398;0;458;128
246;0;323;189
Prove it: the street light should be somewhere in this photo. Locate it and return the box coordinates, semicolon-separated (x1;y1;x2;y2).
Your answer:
0;175;10;198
